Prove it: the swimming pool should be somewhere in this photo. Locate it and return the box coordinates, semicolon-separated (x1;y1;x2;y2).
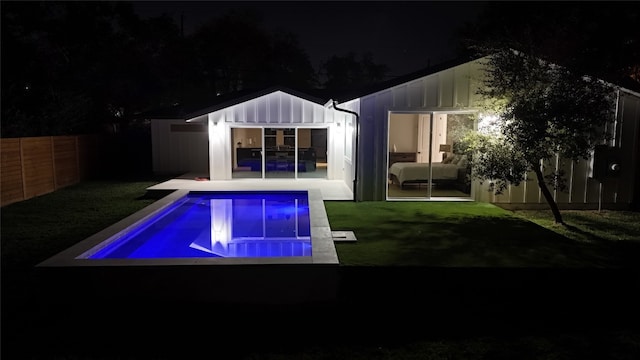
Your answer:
86;191;312;259
37;189;339;304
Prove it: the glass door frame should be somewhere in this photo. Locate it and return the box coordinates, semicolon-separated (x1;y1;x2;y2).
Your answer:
231;125;328;180
386;110;476;201
264;127;296;179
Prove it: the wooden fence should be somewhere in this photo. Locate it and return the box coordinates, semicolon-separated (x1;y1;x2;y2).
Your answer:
1;134;102;207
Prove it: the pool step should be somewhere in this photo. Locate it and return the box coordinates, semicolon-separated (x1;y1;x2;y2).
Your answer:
331;230;357;242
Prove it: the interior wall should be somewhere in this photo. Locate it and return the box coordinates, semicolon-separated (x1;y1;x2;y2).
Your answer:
388;113;418;152
233;128;262;148
298;129;311;147
431;114;448;162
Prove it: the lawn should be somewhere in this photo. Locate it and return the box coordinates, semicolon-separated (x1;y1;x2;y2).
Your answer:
2;179;639;359
326;201;639;268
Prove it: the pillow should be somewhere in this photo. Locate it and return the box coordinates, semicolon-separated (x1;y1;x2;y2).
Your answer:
450;154;462;165
457;155;468;167
442;155;453;164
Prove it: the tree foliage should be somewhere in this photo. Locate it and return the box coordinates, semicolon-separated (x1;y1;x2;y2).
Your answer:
456;131;529;196
319;52;390;92
1;1;189;136
464;49;617;223
190;9;319;96
458;2;640;85
1;2;323;137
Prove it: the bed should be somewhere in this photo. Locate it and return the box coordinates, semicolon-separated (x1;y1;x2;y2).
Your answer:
389;154;469;189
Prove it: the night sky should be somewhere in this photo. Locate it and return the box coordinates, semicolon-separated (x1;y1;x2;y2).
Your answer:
133;1;486;77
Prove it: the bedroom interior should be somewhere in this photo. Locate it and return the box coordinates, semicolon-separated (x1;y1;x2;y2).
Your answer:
387;113;474;199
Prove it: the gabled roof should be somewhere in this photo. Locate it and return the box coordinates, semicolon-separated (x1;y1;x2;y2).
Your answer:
329;55;483;103
138;85;331;121
615;77;640;97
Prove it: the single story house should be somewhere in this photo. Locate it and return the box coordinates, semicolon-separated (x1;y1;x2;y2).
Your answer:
146;56;640;209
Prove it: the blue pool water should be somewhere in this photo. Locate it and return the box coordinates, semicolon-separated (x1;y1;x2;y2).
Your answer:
88;191;312;259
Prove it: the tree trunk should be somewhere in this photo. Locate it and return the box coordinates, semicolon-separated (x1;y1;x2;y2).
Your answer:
532;164;564;224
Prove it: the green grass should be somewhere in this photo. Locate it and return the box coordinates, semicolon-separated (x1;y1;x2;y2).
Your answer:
1;180;163;269
512;209;640;242
326;201;639;268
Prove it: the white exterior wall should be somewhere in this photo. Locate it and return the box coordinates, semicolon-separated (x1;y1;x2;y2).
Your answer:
355;56;640;209
203;91;345;181
150;65;638;208
150;119;209;174
331;99;359;194
356;60;484;201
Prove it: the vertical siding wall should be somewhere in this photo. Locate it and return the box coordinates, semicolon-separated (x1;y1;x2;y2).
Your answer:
1;134;101;207
483;89;640;209
205;91;340;180
356;56;639;208
151;119;209;174
357;61;483;201
151;92;342;179
217;91;328;125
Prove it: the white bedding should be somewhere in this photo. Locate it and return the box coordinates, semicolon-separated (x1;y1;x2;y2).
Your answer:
389;162;462;186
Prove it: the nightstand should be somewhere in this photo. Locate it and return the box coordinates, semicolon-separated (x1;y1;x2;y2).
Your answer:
389;152;417;167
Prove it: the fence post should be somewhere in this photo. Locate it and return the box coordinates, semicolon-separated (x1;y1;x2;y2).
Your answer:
75;135;80;182
51;136;58;189
19;138;27;200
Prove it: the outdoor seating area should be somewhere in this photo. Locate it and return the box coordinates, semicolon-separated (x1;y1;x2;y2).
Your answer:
237;147;317;172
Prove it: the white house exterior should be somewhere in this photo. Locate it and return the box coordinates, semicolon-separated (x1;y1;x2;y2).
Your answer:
151;87;355;191
149;57;640;210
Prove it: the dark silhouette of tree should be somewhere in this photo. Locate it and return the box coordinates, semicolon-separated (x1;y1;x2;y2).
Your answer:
2;2;375;138
1;1;187;137
191;9;272;96
2;2;169;137
190;9;318;97
319;52;390;92
269;29;319;89
2;1;105;136
458;2;640;85
107;11;189;126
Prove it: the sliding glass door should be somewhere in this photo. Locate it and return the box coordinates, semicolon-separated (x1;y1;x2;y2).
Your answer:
298;128;327;179
232;127;263;179
231;127;327;180
264;128;296;179
387;112;475;200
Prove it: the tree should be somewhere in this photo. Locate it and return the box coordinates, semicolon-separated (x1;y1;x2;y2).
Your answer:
269;29;319;89
319;52;390;92
463;49;617;224
190;9;318;96
457;2;640;86
1;1;102;136
1;1;180;136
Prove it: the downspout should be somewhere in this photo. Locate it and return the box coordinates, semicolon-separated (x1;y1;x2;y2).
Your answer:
332;100;360;202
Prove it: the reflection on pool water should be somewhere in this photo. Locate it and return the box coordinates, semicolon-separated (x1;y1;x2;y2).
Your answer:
84;191;312;259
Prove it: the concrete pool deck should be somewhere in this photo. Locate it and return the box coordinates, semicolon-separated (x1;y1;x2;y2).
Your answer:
146;173;354;201
36;188;340;304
